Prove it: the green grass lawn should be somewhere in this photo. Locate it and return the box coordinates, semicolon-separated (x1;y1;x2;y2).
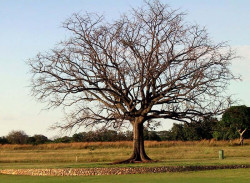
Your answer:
0;157;249;170
0;168;250;183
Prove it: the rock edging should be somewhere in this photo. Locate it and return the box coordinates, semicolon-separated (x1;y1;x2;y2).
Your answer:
0;165;249;176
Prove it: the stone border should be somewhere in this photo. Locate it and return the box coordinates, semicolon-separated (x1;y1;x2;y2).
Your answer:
0;165;249;176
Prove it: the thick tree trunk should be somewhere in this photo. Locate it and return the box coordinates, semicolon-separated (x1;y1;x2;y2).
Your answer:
129;122;151;162
112;121;152;164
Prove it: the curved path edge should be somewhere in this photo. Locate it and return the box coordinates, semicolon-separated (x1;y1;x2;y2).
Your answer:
0;165;249;176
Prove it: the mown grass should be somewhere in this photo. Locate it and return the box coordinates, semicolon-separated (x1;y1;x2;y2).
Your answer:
0;168;250;183
0;140;249;169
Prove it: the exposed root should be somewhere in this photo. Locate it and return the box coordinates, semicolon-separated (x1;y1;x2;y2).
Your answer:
110;158;157;164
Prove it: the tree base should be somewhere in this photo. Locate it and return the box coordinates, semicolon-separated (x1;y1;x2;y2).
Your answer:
111;157;157;164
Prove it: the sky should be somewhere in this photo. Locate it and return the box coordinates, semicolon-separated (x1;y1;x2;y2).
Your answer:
0;0;250;138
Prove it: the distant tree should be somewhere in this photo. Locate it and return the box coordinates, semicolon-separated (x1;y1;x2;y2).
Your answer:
54;136;72;143
156;131;173;141
124;131;133;141
170;123;186;141
28;135;49;145
144;129;161;141
182;123;201;141
0;136;8;144
84;131;98;142
6;130;29;144
167;117;217;141
116;131;128;141
72;132;86;142
29;1;237;163
195;117;218;140
96;129;117;141
183;117;218;140
214;105;250;145
72;130;128;142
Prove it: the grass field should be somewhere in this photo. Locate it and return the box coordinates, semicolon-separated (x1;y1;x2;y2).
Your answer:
0;140;249;169
0;168;250;183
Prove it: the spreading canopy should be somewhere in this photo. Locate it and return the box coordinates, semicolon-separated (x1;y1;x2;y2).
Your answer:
29;1;236;131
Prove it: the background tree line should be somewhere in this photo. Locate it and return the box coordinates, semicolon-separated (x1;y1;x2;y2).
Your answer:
1;105;249;145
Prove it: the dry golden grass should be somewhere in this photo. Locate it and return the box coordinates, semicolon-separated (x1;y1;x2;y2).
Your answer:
1;139;249;150
0;139;249;169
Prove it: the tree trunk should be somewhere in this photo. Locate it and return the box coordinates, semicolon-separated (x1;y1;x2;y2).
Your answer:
112;122;152;164
238;129;247;146
129;122;151;162
239;134;244;146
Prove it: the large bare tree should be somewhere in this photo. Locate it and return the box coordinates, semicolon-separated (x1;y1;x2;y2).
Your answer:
29;1;237;163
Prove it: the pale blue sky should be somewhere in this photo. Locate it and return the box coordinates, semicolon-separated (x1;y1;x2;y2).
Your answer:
0;0;250;138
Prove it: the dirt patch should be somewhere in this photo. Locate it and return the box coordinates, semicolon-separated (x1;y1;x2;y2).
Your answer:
0;165;249;176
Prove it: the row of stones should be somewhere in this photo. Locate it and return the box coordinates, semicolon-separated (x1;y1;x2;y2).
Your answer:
0;165;249;176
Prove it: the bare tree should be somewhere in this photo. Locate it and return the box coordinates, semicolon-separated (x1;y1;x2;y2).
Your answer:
6;130;29;144
29;1;237;163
